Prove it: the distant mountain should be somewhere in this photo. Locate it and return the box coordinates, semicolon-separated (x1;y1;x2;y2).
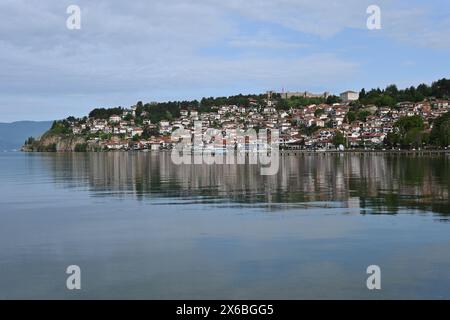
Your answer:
0;121;53;151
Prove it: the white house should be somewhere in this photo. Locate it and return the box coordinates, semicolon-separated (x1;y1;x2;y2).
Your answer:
132;128;143;137
340;91;359;102
109;115;121;123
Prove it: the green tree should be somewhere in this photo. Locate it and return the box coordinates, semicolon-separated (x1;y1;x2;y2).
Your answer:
394;116;425;149
395;116;424;135
141;126;160;139
314;108;324;117
326;95;341;104
431;78;450;98
25;136;35;145
345;111;357;123
385;84;399;99
357;110;371;122
50;120;71;134
276;99;289;111
359;88;366;100
333;131;346;147
378;95;396;107
403;128;426;149
74;143;88;152
430;112;450;147
384;132;400;148
123;113;133;121
89;107;123;119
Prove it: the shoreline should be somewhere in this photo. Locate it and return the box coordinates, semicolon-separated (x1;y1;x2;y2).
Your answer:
17;149;450;155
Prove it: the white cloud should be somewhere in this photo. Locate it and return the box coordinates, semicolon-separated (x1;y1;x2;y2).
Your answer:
216;0;450;48
227;32;310;49
382;5;450;49
0;0;448;121
215;0;375;37
0;0;359;95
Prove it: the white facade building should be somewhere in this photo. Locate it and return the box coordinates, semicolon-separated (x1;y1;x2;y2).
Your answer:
340;91;359;102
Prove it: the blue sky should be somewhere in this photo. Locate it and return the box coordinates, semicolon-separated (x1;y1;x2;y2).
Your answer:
0;0;449;122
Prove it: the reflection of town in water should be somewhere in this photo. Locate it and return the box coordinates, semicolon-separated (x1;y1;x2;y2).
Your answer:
43;152;450;215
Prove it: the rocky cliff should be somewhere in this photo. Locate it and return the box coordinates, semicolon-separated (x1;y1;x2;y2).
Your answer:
22;132;97;152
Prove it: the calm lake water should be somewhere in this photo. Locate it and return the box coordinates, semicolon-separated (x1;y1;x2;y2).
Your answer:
1;151;450;299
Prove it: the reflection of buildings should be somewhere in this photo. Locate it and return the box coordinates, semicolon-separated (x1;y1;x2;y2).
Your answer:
43;153;450;214
346;197;361;211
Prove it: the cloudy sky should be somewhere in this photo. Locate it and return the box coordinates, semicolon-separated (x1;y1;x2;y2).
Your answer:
0;0;449;122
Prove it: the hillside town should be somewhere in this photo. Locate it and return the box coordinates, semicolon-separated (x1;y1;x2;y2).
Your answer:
28;79;450;152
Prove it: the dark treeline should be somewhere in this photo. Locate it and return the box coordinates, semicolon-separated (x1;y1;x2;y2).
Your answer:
430;112;450;148
278;95;342;110
139;101;183;124
358;78;450;107
200;93;275;111
86;94;274;125
89;107;124;119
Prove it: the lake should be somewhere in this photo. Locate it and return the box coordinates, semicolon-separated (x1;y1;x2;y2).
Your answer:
1;151;450;299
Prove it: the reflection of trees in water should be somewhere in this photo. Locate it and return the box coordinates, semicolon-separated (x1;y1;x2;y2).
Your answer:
44;152;450;215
